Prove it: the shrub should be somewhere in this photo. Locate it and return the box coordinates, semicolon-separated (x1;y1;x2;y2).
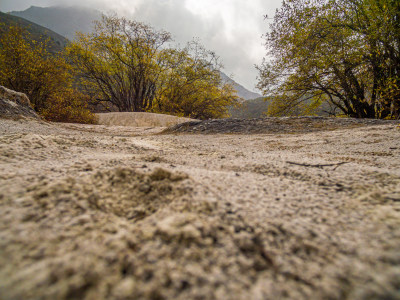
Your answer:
41;90;97;124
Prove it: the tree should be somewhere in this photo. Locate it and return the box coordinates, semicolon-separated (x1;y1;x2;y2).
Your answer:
67;15;172;112
41;89;97;123
0;26;69;112
68;15;238;119
257;0;400;119
153;41;238;119
0;25;96;123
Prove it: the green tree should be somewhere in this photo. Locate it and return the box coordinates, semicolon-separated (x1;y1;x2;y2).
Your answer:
257;0;400;119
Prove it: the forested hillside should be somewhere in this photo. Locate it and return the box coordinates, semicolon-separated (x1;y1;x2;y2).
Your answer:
0;11;68;53
228;97;268;119
9;5;101;40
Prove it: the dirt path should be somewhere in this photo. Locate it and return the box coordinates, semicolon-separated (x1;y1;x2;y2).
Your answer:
0;118;399;299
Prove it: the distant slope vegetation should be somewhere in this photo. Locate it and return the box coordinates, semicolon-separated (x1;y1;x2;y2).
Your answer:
9;6;102;40
0;11;69;53
228;97;269;119
228;97;339;119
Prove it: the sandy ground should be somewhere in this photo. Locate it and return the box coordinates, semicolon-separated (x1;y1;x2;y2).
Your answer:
0;117;400;299
96;112;196;127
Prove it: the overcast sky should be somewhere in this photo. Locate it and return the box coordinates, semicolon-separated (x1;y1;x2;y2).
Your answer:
0;0;282;92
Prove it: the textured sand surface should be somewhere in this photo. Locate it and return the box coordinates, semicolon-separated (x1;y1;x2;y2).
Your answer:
0;117;399;299
96;112;196;127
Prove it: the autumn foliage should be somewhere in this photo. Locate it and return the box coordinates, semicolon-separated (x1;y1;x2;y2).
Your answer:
0;26;96;123
1;15;238;122
41;90;97;124
258;0;400;119
67;15;238;119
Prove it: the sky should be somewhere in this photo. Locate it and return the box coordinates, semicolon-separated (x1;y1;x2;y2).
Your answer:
0;0;282;92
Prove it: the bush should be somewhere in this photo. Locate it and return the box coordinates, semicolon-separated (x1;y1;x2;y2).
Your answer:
41;90;97;124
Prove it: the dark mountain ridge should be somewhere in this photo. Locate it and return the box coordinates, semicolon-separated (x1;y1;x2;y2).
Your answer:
0;11;68;53
219;72;261;100
9;5;102;40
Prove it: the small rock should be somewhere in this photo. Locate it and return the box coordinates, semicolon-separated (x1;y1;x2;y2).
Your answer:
113;278;136;298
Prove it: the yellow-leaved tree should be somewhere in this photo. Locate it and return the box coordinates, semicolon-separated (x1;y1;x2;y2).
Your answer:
67;15;238;119
0;25;96;123
257;0;400;119
153;41;238;119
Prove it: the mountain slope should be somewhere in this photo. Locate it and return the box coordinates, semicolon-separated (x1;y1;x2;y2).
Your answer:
9;6;102;40
228;97;269;119
0;11;69;53
220;72;261;100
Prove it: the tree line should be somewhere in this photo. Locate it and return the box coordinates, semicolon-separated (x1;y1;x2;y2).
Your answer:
0;15;238;123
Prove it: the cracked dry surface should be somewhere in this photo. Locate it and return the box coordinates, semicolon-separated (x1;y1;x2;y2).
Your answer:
0;118;400;300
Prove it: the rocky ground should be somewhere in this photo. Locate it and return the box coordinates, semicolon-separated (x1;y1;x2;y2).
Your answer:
166;116;398;134
0;86;39;120
0;116;400;300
